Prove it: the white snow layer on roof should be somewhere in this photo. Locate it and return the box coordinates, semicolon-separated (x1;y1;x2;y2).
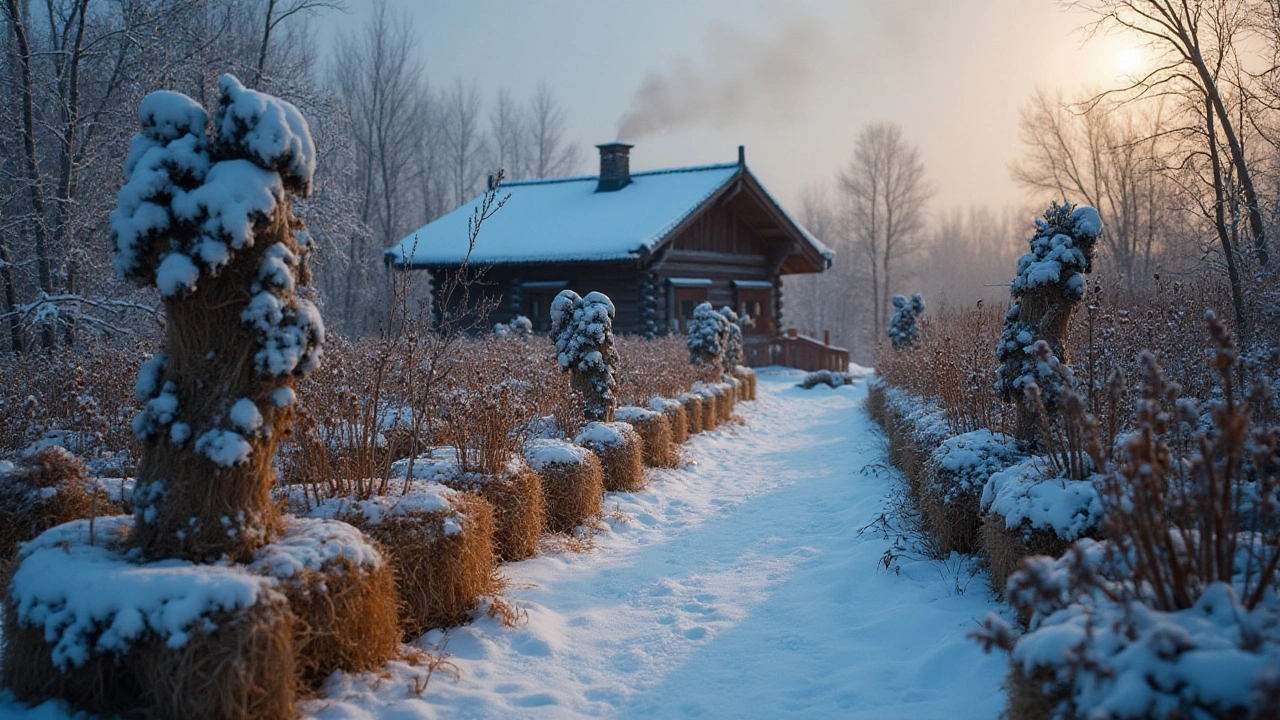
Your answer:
385;164;833;266
387;164;736;265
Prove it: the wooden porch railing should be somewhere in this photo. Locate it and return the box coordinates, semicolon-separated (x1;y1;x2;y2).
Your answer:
743;330;849;372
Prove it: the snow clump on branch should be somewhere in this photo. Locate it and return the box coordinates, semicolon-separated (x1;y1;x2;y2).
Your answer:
887;293;925;350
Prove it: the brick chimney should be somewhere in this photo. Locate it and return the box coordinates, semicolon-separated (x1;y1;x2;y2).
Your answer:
596;142;633;192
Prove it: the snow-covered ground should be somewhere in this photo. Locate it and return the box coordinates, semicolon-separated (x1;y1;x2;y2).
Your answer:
1;368;1008;719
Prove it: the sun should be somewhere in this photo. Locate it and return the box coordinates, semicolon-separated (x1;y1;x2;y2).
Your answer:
1114;45;1145;76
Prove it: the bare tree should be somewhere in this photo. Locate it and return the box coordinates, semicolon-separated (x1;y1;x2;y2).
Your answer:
840;123;932;341
253;0;345;87
1078;0;1269;270
488;87;527;180
331;0;425;333
441;77;487;206
527;81;579;179
1013;89;1177;288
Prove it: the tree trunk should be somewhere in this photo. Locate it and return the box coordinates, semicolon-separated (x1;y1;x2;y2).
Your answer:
5;0;56;348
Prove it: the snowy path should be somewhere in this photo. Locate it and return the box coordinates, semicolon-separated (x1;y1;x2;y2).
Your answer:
307;369;1007;719
1;369;1008;719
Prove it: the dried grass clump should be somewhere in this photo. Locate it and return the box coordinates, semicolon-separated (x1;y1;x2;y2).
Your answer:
979;513;1070;604
132;595;297;720
1;339;151;461
649;397;688;446
351;495;498;636
0;448;115;565
679;393;705;434
616;406;675;468
524;439;604;533
614;335;701;405
1003;665;1063;720
575;422;645;493
919;479;983;557
441;459;544;562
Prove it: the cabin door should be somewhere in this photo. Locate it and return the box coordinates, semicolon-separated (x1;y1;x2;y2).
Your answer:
736;288;772;334
673;287;708;333
526;290;559;332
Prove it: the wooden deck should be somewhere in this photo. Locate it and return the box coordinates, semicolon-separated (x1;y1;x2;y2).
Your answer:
744;331;849;372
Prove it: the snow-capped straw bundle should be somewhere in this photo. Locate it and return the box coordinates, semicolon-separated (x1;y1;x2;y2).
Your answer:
524;439;604;533
979;514;1070;605
713;382;735;422
678;392;705;434
324;482;497;636
443;458;544;562
732;366;757;401
649;397;688;446
1;75;399;718
253;517;399;686
1;516;297;719
130;594;295;720
616;406;676;468
920;430;1021;557
0;448;115;567
116;76;324;562
575;422;645;493
693;384;719;430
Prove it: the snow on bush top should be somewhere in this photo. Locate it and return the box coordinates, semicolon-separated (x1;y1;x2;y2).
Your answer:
575;421;635;450
214;75;315;194
112;73;314;298
929;429;1021;504
309;481;459;526
615;405;660;423
649;397;684;413
979;456;1102;540
524;438;591;471
887;293;925;350
1009;204;1101;298
881;383;950;447
8;515;277;670
249;516;384;579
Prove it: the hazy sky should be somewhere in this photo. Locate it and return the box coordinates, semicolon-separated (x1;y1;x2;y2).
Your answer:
316;0;1145;213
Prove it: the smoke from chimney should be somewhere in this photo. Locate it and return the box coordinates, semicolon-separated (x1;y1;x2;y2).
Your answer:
616;17;825;142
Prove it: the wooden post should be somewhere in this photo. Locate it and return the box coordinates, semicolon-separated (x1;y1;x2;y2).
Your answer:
824;329;830;346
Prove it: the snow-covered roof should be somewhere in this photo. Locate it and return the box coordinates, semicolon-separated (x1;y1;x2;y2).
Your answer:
385;163;832;268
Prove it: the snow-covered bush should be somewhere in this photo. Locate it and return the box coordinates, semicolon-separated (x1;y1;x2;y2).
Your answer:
687;301;730;371
996;202;1101;443
929;429;1020;506
493;315;533;339
886;293;925;350
552;290;619;422
799;369;855;389
111;74;322;561
973;320;1280;719
719;306;743;371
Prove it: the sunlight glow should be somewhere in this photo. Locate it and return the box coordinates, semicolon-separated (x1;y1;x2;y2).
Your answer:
1114;46;1145;76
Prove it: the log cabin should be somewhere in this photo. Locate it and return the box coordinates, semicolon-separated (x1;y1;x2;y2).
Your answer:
384;143;836;366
